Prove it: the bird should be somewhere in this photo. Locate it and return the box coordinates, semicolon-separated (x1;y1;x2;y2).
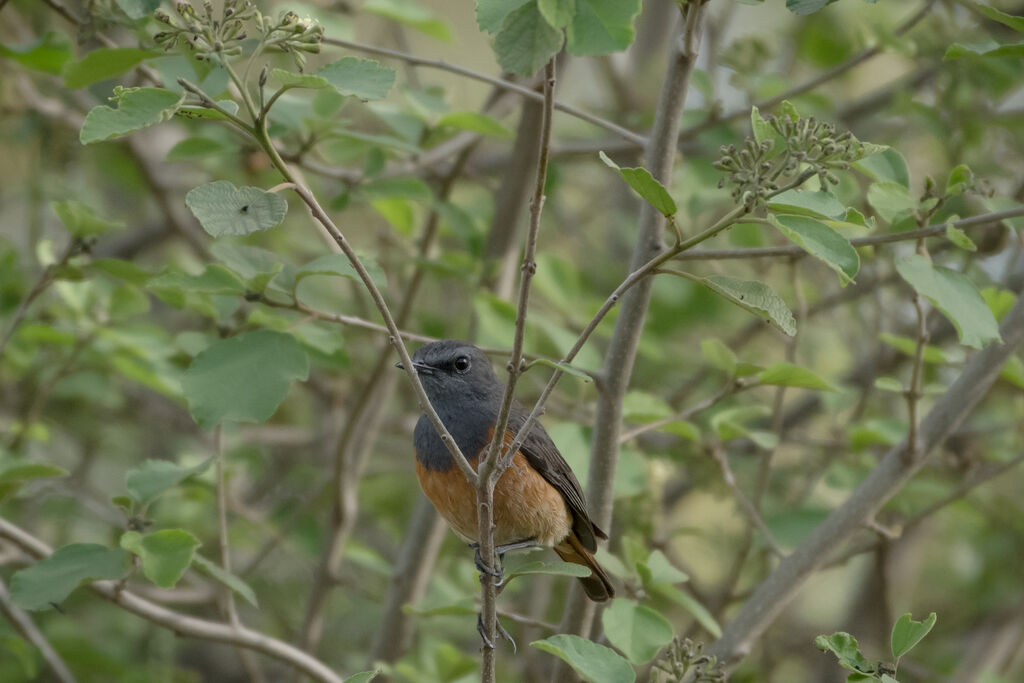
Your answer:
399;339;614;603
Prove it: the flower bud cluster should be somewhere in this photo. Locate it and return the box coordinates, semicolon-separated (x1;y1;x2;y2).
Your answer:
653;638;725;683
153;1;323;69
714;113;867;209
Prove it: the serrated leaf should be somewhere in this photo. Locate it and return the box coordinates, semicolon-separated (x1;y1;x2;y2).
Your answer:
52;200;125;237
768;214;859;285
599;151;676;216
815;632;872;672
891;612;937;659
182;330;309;430
701;338;737;374
566;0;641;56
125;458;212;506
768;190;847;220
64;48;159;89
80;87;183;144
317;57;396;100
699;275;797;336
854;149;910;188
602;599;674;665
494;2;565;77
532;634;636;683
756;362;836;391
191;554;258;606
895;254;1001;349
10;544;129;610
120;529;200;588
945;220;976;251
185;181;288;236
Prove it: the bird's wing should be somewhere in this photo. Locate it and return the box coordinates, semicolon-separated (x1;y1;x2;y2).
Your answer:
508;406;607;551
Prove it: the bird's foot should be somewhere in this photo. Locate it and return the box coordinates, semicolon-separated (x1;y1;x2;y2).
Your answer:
470;543;504;580
477;613;517;653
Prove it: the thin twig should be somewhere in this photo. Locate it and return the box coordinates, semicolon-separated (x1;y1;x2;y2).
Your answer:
0;239;78;360
0;577;77;683
708;442;785;558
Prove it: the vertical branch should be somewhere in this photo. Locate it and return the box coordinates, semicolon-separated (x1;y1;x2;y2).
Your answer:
554;3;705;653
0;577;77;683
477;59;557;683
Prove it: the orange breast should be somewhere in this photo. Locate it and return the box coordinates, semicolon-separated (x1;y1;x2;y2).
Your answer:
415;435;572;548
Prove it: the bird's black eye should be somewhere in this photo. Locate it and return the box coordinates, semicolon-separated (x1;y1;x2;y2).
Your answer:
453;355;471;374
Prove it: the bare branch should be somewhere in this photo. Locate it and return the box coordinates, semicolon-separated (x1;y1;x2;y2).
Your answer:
0;576;77;683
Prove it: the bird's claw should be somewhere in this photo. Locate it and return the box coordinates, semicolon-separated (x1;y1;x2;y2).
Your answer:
477;613;516;653
471;544;504;580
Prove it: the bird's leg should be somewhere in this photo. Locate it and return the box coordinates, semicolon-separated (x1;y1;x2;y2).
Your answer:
469;543;503;579
476;613;517;653
496;538;538;558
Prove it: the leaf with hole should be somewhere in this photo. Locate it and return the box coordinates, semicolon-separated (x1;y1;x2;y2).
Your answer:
891;612;937;659
185;181;288;237
815;632;872;673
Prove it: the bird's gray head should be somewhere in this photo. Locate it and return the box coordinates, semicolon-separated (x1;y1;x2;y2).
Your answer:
400;340;503;407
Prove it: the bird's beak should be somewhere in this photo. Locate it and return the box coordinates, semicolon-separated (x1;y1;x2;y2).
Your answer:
395;360;435;376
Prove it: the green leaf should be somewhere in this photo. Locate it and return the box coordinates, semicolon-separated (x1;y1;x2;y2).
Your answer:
166;136;231;162
874;377;904;393
855;149;910;188
271;68;331;90
756;362;836;391
895;254;1001;349
946;164;974;195
182;330;309;430
476;0;532;33
878;332;954;364
637;550;688;586
787;0;839;15
317;57;396;100
358;177;433;202
494;2;565;77
0;32;71;75
125;458;212;506
437;111;512;138
80;87;183;144
699;275;797;336
601;599;674;665
532;634;636;683
891;612;937;659
815;632;872;673
566;0;641;56
768;214;859;285
147;265;247;297
867;182;916;223
944;41;1024;60
115;0;161;18
599;151;676;216
767;190;847;220
52;200;126;237
623;391;672;422
750;105;775;145
945;220;977;251
185;181;288;236
529;357;593;382
0;462;68;483
701;338;737;375
538;0;575;28
650;583;722;638
64;48;159;89
294;253;387;290
971;3;1024;34
120;529;200;589
503;559;593;581
9;544;129;610
363;0;451;41
343;671;380;683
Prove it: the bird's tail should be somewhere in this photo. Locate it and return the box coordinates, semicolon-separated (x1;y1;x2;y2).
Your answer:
554;533;615;602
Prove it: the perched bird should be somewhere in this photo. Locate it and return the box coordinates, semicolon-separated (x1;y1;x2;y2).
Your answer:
399;339;614;602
